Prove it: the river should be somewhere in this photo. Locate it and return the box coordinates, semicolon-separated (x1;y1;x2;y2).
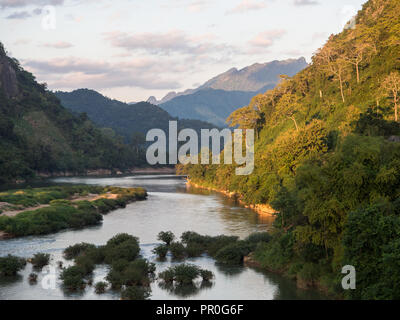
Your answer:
0;174;326;300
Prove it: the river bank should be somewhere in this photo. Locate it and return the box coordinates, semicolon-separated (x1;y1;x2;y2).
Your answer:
185;179;278;217
9;167;177;185
36;167;176;178
0;185;148;240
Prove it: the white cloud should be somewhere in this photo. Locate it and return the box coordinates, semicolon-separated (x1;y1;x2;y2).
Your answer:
226;0;267;15
103;30;236;56
22;57;184;90
249;29;286;47
41;41;74;49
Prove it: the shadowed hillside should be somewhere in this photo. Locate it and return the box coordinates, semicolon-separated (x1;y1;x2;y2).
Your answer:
0;43;141;183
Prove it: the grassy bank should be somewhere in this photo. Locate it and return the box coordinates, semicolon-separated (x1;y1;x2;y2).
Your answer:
0;185;147;237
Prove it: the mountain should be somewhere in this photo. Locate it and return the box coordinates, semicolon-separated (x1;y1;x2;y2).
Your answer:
180;0;400;299
55;89;219;142
0;43;140;183
158;58;308;126
160;88;260;127
198;58;308;92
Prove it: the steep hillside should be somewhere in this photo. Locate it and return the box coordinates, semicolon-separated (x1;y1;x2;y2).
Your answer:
0;43;140;183
55;89;219;142
180;0;400;299
159;58;308;126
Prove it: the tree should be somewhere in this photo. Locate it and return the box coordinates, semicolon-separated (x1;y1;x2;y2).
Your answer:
0;255;26;276
381;72;400;122
315;42;348;103
227;105;261;130
343;42;371;84
157;231;175;246
131;132;146;154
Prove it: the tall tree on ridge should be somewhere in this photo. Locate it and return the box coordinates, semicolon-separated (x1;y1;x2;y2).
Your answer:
382;72;400;122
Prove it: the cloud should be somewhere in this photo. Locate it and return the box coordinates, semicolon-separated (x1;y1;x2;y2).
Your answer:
0;0;64;9
22;57;183;90
294;0;319;6
14;38;31;45
5;10;31;19
226;0;267;15
249;29;286;47
41;41;74;49
161;0;211;13
103;30;235;56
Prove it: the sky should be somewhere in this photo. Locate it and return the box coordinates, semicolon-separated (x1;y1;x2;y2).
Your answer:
0;0;367;102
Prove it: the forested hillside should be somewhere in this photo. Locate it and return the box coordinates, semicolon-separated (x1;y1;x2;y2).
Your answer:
180;0;400;299
55;89;219;142
0;44;141;183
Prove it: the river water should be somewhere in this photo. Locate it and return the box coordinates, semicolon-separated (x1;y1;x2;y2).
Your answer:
0;174;326;300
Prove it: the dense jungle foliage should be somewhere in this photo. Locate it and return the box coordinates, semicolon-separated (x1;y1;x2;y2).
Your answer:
179;0;400;299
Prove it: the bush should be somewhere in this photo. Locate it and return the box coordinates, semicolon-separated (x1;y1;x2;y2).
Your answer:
158;264;203;285
30;253;50;269
60;265;86;291
169;242;186;260
121;286;151;300
245;232;272;245
158;269;175;284
185;243;204;258
0;255;26;276
200;269;214;282
206;235;239;257
173;264;200;285
74;255;96;275
29;273;38;283
106;258;155;289
215;241;253;265
64;243;97;260
103;233;140;264
152;244;169;259
157;231;175;245
94;281;108;294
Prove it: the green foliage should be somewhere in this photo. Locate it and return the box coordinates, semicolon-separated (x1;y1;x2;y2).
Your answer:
103;233;140;264
94;281;108;294
157;231;175;246
181;2;400;295
352;107;400;137
30;253;50;269
343;201;400;299
158;264;211;285
60;265;87;291
55;88;218;146
0;186;146;237
245;232;272;245
121;286;151;300
214;241;253;265
200;269;214;282
0;204;103;237
152;244;169;259
64;243;97;260
169;242;186;260
0;255;26;276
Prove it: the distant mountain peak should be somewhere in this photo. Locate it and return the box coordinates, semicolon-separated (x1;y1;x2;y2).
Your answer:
148;57;308;105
